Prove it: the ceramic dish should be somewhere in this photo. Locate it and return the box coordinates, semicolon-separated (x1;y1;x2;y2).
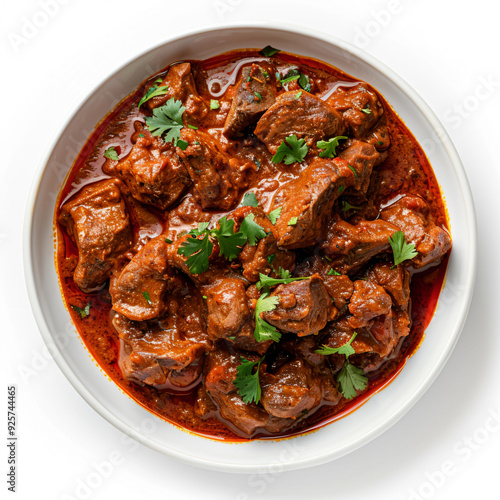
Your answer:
23;23;476;472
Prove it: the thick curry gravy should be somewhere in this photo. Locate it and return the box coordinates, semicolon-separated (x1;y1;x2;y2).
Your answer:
55;49;450;441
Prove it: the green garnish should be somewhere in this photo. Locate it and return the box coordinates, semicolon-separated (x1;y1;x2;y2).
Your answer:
104;146;119;161
262;70;270;78
294;91;302;100
267;254;276;265
234;356;265;404
315;332;368;400
341;201;361;212
361;105;371;114
268;207;282;225
388;230;418;267
187;124;199;130
280;74;300;85
254;91;262;102
256;270;310;293
254;293;281;343
272;135;308;165
164;238;173;244
138;84;169;108
241;192;259;207
176;139;189;150
328;269;341;276
203;295;207;300
347;164;358;179
287;217;298;226
142;291;152;305
70;302;91;319
338;185;345;194
144;98;185;143
240;213;267;246
210;99;220;110
316;136;347;158
298;73;311;92
260;45;281;57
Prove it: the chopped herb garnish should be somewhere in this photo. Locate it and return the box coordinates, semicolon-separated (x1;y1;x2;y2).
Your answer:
272;135;308;165
338;185;345;194
294;91;302;100
388;230;418;267
104;146;119;161
70;302;91;319
316;136;347;158
241;192;259;207
260;45;281;57
280;74;300;85
154;78;163;83
178;231;213;275
288;217;298;226
361;105;371;114
377;140;383;145
138;84;169;108
176;139;189;150
144;98;185;143
254;293;281;342
347;163;358;179
262;70;269;78
256;271;310;293
298;73;311;92
234;356;265;404
203;295;207;300
164;238;173;244
315;332;368;399
210;99;220;110
267;254;276;265
240;213;267;246
268;207;282;225
254;91;262;102
142;291;152;305
328;268;341;276
254;158;261;168
187;124;199;130
341;201;361;212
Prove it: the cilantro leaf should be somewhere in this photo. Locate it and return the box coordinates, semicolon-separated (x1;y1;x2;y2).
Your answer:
288;217;298;226
233;356;265;404
256;272;309;293
176;139;189;150
104;146;119;161
328;268;341;276
254;293;281;342
317;136;347;158
341;201;361;212
298;73;311;92
240;213;267;246
241;192;259;207
388;230;418;267
260;45;281;57
315;332;358;356
70;302;91;319
272;135;308;165
337;362;368;400
280;74;300;85
144;98;185;143
268;207;282;225
177;233;213;275
361;105;371;114
347;163;358;179
210;99;220;110
294;91;302;100
138;84;169;108
142;291;152;305
254;91;262;102
213;217;246;261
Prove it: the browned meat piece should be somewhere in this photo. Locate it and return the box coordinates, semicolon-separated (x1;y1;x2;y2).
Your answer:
114;304;208;389
380;195;452;268
59;179;132;292
348;280;392;329
254;91;345;154
263;274;332;336
337;140;380;193
261;359;324;419
368;262;410;307
102;123;190;210
177;128;250;210
223;64;277;137
365;119;391;151
270;157;356;249
327;83;383;139
321;216;398;274
109;238;177;321
145;62;208;123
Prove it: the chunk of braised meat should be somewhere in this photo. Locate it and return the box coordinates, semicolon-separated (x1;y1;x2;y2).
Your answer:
110;238;178;322
261;359;331;419
164;195;212;241
368;262;410;307
254;90;345;154
326;83;384;139
59;179;132;292
263;274;332;336
223;64;278;138
102;122;190;210
204;278;271;355
380;194;452;268
348;279;392;329
229;206;295;281
321;216;398;274
177;128;251;210
270;157;357;249
364;118;391;151
145;62;208;123
337;140;380;193
114;294;208;389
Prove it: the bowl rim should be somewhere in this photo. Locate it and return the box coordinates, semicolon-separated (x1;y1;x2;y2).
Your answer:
23;21;477;472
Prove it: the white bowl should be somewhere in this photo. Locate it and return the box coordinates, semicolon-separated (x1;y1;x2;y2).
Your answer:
23;23;476;472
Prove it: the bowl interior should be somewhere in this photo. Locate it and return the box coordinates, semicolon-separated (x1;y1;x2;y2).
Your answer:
24;24;476;472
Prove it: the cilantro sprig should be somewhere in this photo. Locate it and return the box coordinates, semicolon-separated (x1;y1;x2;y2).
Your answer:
388;230;418;267
177;214;267;274
260;45;281;57
254;293;281;343
272;135;308;165
241;192;259;207
104;146;119;161
317;136;347;158
234;356;265;405
70;302;91;319
268;207;282;225
138;84;169;108
144;98;185;143
315;332;368;399
256;269;310;293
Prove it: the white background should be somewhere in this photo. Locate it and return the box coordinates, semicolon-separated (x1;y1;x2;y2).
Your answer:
2;1;499;499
